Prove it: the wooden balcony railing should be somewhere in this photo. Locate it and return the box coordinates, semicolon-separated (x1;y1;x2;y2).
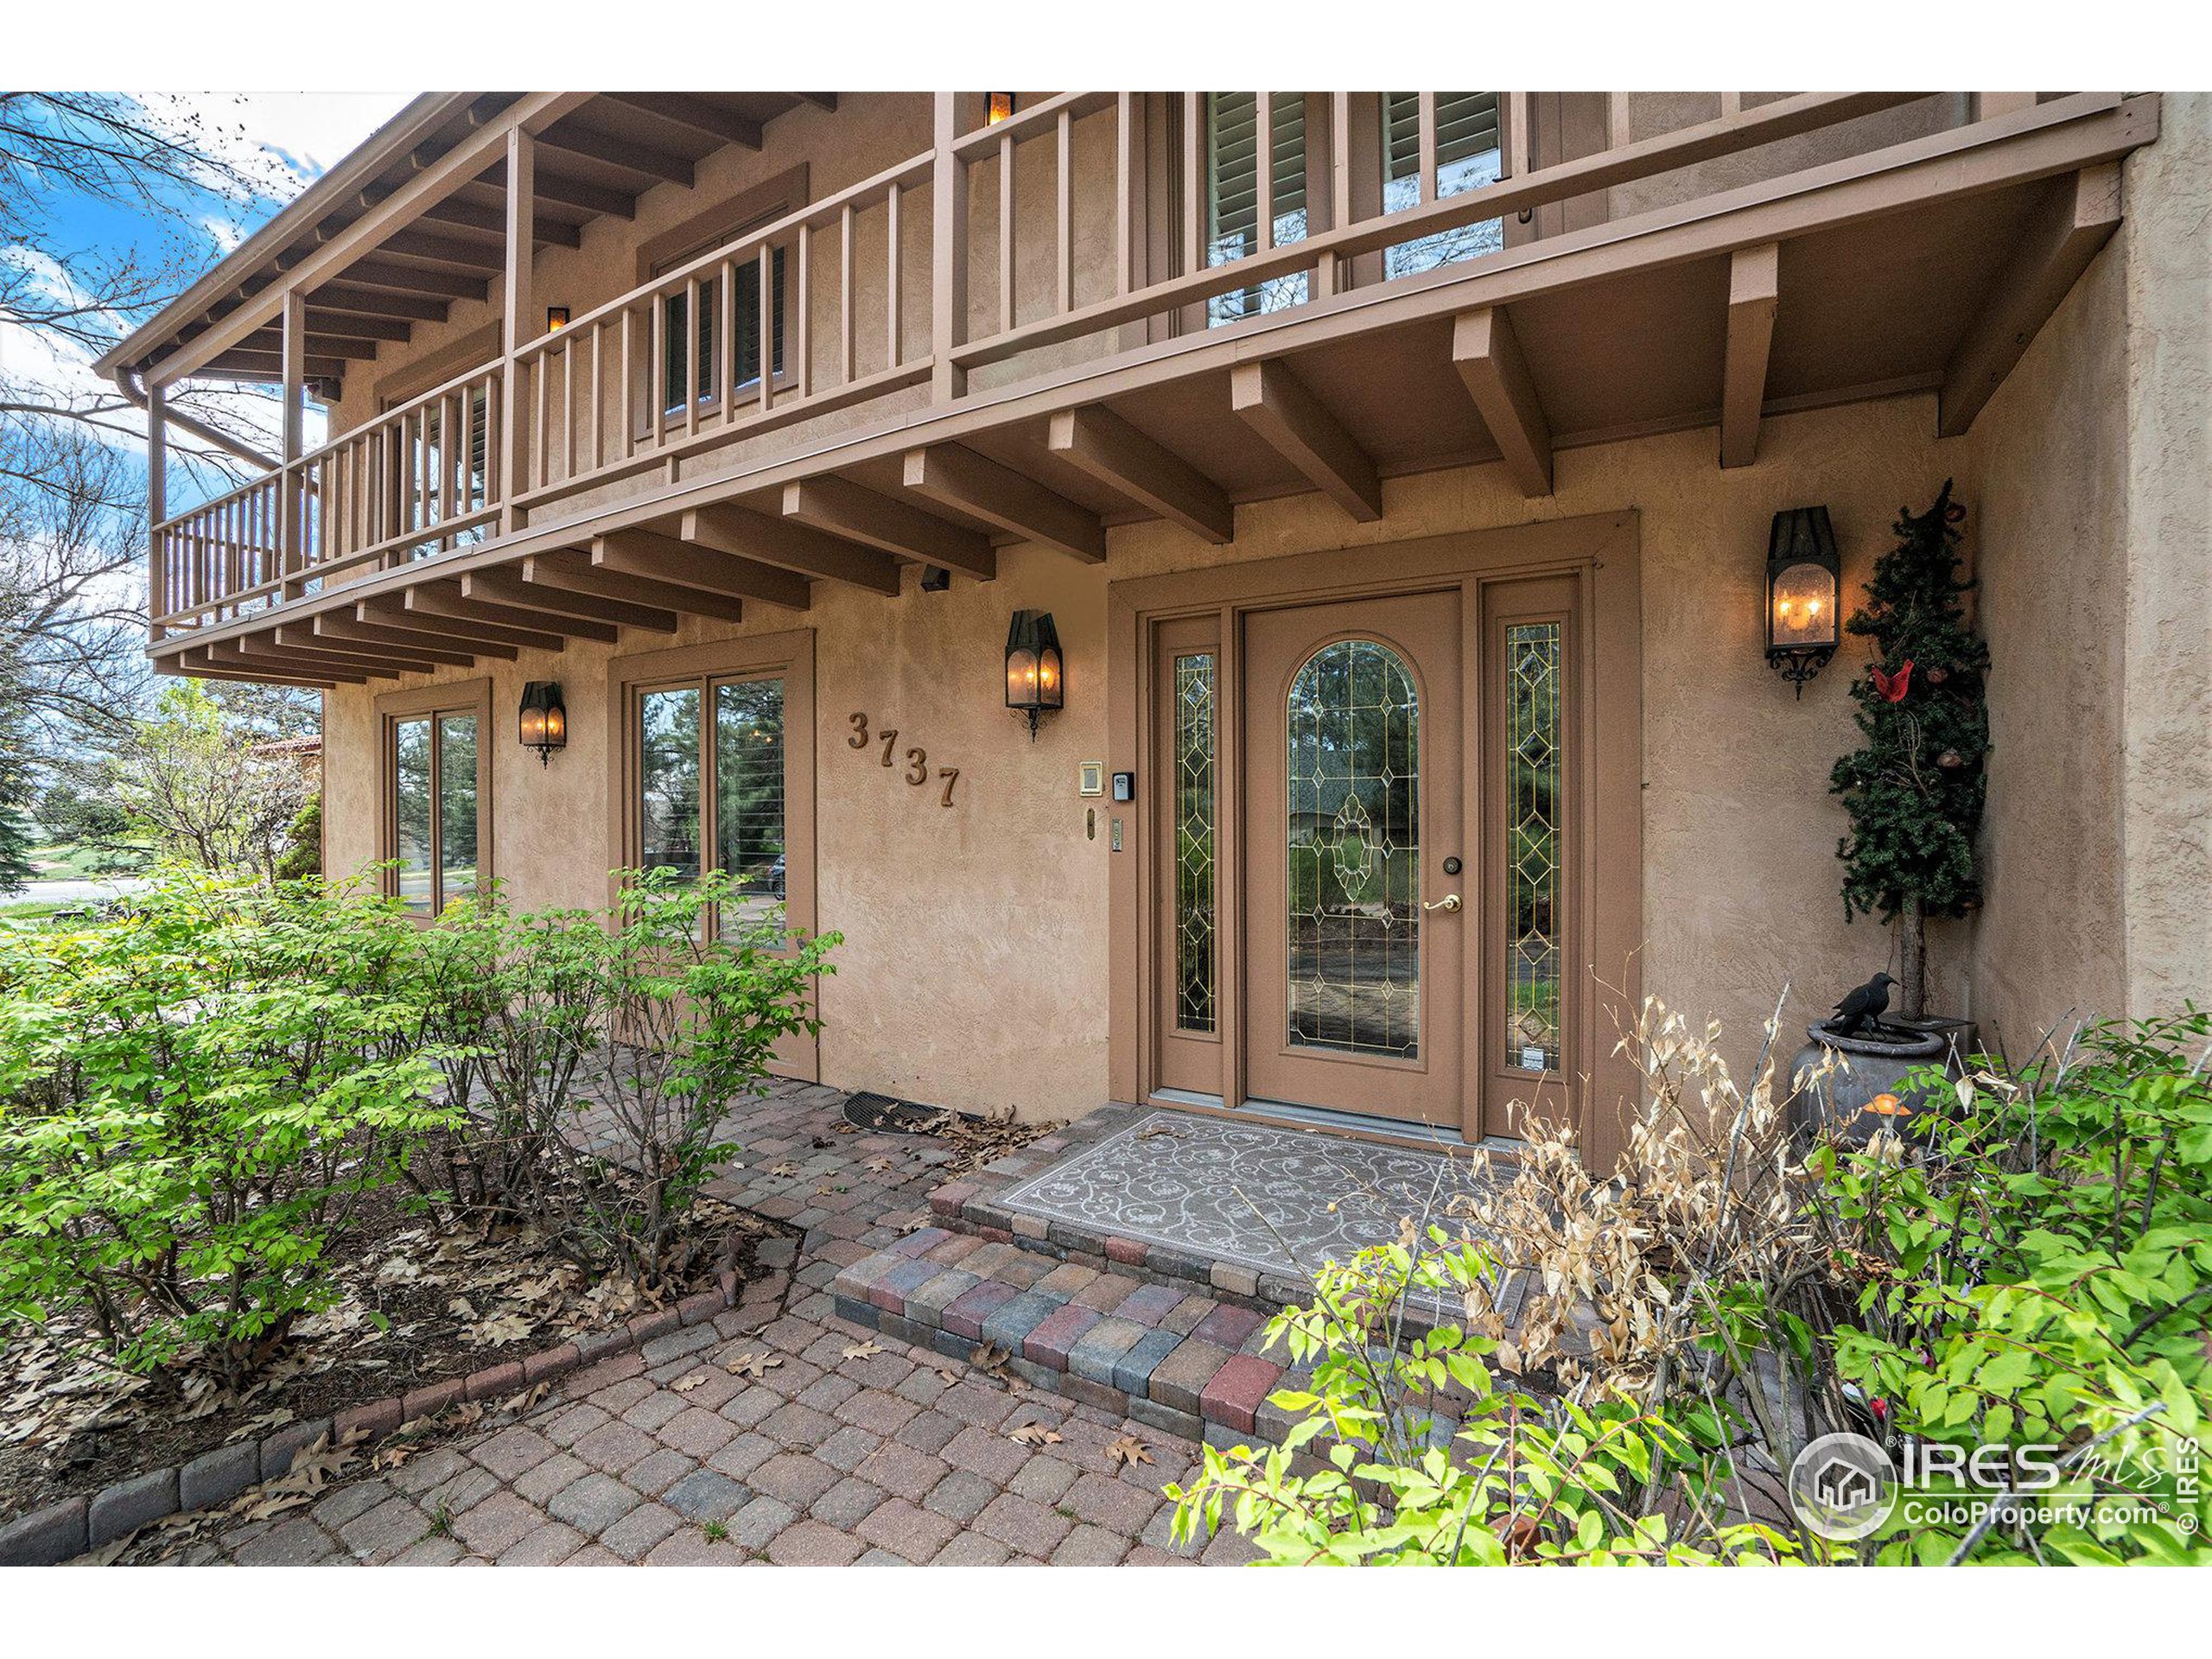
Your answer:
149;90;2067;640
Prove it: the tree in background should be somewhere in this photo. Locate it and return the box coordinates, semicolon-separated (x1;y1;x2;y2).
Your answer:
110;680;311;882
1828;480;1991;1020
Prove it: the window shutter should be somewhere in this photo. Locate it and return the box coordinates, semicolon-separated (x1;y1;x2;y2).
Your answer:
1205;93;1309;324
1382;92;1505;276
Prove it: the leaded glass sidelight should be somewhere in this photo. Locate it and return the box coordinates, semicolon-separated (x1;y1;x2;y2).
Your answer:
1173;654;1217;1033
1286;639;1421;1058
1505;622;1562;1071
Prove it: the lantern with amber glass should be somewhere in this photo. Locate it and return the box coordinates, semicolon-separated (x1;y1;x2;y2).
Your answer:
1765;505;1841;696
985;92;1016;125
1003;610;1063;740
518;681;567;766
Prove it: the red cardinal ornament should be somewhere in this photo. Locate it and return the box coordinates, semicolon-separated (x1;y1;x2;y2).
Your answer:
1871;659;1914;702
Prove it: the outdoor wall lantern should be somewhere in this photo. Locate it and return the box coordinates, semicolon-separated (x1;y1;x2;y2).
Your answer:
1765;505;1841;697
518;681;567;766
545;306;570;333
1004;610;1064;741
986;92;1017;125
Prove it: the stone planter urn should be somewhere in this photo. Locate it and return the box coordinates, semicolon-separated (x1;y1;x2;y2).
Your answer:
1785;1019;1975;1147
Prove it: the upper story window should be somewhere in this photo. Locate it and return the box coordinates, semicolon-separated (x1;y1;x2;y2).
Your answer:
1382;92;1505;277
1205;92;1309;327
658;240;787;416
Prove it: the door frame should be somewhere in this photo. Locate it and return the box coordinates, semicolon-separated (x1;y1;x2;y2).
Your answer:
1106;511;1642;1167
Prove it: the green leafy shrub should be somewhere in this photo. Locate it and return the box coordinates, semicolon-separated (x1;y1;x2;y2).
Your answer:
1815;1010;2211;1563
1174;1001;2211;1566
0;874;455;1387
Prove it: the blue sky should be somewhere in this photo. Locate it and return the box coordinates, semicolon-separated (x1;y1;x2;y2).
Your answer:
3;93;412;511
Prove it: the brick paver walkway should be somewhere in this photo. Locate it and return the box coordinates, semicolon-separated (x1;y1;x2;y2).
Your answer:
143;1084;1255;1567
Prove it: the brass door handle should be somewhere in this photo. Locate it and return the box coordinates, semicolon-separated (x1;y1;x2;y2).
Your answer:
1422;893;1463;913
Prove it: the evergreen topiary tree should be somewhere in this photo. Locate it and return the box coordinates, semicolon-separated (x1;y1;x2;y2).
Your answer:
1829;480;1990;1021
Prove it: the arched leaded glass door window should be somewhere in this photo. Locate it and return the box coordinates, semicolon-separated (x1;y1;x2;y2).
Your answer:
1285;638;1421;1059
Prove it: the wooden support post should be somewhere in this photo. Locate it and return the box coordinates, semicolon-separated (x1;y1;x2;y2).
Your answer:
1721;242;1779;469
146;382;168;639
1452;307;1553;498
500;127;535;533
279;290;307;595
930;93;968;402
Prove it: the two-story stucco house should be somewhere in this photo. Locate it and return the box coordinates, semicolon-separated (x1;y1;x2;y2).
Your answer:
98;91;2209;1169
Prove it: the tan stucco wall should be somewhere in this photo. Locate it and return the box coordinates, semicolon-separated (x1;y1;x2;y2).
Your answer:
329;395;1983;1116
315;94;2211;1117
1961;90;2212;1052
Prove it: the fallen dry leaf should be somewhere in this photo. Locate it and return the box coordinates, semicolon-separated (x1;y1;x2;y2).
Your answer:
968;1343;1013;1380
766;1161;800;1179
863;1156;895;1173
671;1372;709;1394
725;1351;784;1379
840;1338;884;1362
1009;1421;1063;1447
499;1382;550;1415
1107;1433;1154;1470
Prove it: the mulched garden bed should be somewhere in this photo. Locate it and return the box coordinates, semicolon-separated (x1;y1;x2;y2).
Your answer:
0;1185;782;1529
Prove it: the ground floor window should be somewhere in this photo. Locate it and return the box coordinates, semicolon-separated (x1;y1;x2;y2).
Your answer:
378;679;493;917
617;631;815;944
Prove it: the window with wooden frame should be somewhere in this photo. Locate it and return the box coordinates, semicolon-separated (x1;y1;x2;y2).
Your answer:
1205;92;1310;326
613;631;815;945
1381;92;1506;276
638;166;807;423
378;679;493;918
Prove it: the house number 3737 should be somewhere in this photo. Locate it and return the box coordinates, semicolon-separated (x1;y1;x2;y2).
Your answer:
848;714;959;806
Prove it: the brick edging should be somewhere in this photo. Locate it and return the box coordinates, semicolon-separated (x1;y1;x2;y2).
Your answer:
0;1234;798;1567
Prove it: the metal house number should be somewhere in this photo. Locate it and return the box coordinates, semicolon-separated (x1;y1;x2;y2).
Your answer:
849;714;960;806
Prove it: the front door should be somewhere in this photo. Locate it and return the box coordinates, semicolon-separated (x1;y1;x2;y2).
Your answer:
1243;592;1466;1126
1127;516;1633;1157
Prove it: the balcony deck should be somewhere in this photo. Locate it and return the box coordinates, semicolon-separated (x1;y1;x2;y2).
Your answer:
124;91;2158;687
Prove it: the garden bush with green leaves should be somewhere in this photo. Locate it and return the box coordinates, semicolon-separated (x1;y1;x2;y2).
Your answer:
0;867;836;1389
1173;1003;2211;1566
0;874;455;1388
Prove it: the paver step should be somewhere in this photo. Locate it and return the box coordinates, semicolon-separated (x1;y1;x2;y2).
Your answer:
831;1229;1313;1450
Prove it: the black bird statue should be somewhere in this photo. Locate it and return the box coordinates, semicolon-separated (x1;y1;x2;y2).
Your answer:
1829;972;1897;1039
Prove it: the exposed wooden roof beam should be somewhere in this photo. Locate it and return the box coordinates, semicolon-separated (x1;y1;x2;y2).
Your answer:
276;622;471;669
782;478;997;580
488;159;636;221
302;310;411;343
1938;163;2122;437
1046;405;1233;543
372;230;508;271
307;283;450;323
318;612;517;661
478;563;680;632
901;443;1106;563
602;93;763;151
418;197;583;248
402;582;620;644
177;646;345;687
1721;243;1780;469
681;504;903;595
1452;307;1554;497
341;259;491;301
230;634;413;678
592;529;810;611
519;550;736;624
358;595;558;654
229;327;385;360
205;349;354;378
537;126;696;188
1230;359;1382;521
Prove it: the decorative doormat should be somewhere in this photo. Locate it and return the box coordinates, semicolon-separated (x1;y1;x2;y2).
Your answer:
995;1110;1523;1323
